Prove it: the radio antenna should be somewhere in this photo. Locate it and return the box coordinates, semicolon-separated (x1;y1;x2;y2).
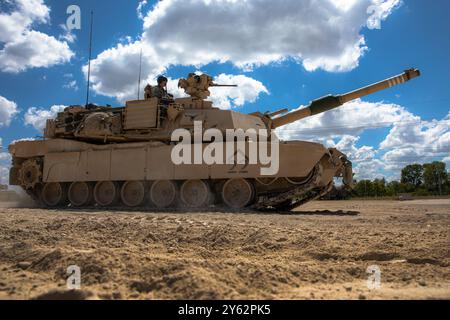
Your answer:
85;11;94;106
137;48;143;100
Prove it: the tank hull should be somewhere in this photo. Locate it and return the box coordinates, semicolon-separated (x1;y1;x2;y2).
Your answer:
9;139;352;210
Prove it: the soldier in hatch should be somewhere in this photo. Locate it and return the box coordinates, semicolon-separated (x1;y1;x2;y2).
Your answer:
150;76;173;100
144;76;174;119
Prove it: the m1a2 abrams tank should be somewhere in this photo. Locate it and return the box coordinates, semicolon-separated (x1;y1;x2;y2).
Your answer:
8;69;420;211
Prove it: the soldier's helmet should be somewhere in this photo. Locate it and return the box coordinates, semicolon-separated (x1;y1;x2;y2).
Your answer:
157;76;168;84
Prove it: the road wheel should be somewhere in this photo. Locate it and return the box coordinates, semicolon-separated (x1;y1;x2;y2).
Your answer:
121;181;146;207
41;182;68;207
180;180;211;208
222;179;254;209
68;182;93;207
150;180;177;209
94;181;119;207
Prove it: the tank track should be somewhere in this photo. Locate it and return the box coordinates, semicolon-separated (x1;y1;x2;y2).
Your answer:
25;187;41;203
21;165;334;212
252;166;333;211
23;182;333;213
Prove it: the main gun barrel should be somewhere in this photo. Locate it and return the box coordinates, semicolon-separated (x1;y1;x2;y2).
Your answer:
211;84;238;87
271;68;421;129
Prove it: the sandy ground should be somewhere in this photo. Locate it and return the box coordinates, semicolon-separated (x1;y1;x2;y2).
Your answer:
0;199;449;300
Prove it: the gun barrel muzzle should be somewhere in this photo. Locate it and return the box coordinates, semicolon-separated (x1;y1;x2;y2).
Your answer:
339;68;421;104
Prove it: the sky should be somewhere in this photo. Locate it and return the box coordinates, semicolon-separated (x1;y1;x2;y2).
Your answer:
0;0;449;184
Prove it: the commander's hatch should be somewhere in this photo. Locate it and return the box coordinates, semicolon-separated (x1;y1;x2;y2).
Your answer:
124;98;160;130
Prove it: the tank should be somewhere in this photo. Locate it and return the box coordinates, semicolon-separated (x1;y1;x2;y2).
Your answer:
8;69;420;210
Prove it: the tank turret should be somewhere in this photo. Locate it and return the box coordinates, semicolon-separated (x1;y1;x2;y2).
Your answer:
42;69;420;145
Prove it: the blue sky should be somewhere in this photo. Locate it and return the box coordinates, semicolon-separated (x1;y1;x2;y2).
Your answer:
0;0;449;183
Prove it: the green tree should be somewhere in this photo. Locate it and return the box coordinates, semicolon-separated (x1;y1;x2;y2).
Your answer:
386;181;401;196
447;170;450;190
373;178;387;197
401;164;424;187
423;162;448;195
354;180;373;197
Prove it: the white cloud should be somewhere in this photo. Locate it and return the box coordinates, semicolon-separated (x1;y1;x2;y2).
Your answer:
209;74;269;110
0;150;10;162
0;0;74;73
141;0;398;70
63;80;79;91
0;164;9;185
378;111;450;176
137;0;149;20
0;95;18;127
90;53;269;107
354;158;387;180
11;137;36;144
444;156;450;165
0;0;49;43
24;105;66;132
0;30;74;73
86;41;159;103
330;0;359;12
276;99;415;141
366;0;401;29
59;23;77;43
334;135;376;163
0;137;11;184
87;0;400;101
382;147;422;165
0;154;9;162
303;37;367;72
165;77;188;100
380;112;450;151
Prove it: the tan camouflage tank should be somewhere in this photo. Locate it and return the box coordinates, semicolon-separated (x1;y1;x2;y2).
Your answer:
8;69;420;210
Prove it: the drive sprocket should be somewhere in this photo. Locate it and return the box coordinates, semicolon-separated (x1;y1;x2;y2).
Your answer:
18;159;42;190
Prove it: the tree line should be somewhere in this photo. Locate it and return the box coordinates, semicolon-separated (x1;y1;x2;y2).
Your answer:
325;161;450;199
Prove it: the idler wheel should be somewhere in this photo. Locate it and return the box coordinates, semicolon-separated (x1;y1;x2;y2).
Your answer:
68;182;94;207
41;182;68;207
94;181;119;207
180;180;211;208
121;181;146;207
222;179;254;209
150;180;178;209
